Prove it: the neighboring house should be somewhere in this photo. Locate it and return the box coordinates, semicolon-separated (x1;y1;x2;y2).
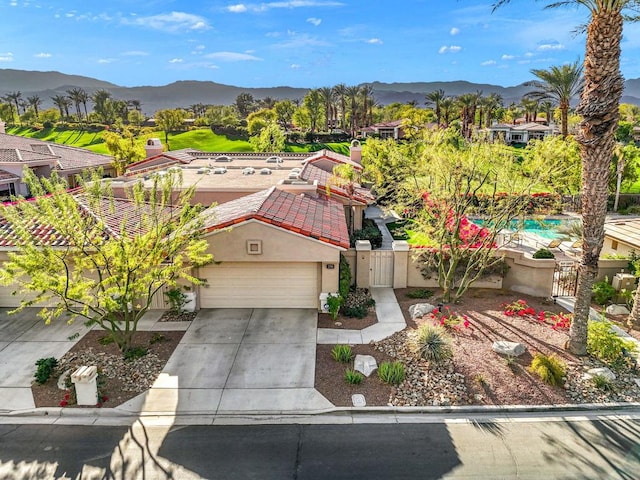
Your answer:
360;120;405;140
601;219;640;257
0;129;115;200
487;122;559;144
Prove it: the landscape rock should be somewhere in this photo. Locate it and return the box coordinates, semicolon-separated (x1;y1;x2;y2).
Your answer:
408;303;436;320
492;341;526;357
354;354;378;377
606;304;630;315
351;394;366;407
583;367;616;381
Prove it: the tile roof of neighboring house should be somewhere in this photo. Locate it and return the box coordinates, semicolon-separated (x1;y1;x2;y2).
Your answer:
0;133;112;171
306;149;362;169
0;169;19;182
300;161;375;205
604;219;640;249
203;187;350;249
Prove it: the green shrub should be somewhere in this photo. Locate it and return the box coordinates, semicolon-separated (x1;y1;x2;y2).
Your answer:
592;278;616;306
533;248;555;259
99;334;115;345
587;319;637;370
413;324;452;364
341;304;369;319
378;361;405;385
406;289;434;299
34;357;58;385
327;294;343;320
625;205;640;215
150;333;167;344
331;344;354;363
592;374;614;391
351;219;383;249
528;353;566;386
165;287;187;312
124;346;149;361
345;368;364;385
339;254;352;299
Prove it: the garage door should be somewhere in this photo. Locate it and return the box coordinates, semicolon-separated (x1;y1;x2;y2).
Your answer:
199;262;319;308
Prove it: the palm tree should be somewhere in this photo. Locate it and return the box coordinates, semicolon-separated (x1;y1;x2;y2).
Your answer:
425;89;446;126
439;97;455;127
481;93;503;127
345;85;361;137
318;87;335;131
524;60;583;137
457;93;478;139
26;95;41;120
91;89;114;124
67;88;86;122
359;84;375;128
520;97;539;123
4;91;22;122
495;0;632;355
332;83;348;131
540;100;555;125
51;94;68;122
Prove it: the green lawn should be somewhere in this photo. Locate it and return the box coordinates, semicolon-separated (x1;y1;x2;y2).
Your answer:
7;126;352;156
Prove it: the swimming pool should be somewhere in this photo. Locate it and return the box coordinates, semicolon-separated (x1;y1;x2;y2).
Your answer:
473;218;579;240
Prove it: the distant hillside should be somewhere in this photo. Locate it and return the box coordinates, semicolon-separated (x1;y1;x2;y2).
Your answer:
1;68;639;116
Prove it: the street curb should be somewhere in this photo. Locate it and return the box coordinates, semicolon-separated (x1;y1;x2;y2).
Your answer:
6;401;640;420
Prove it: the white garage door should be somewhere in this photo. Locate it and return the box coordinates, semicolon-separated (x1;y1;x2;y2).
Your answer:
199;262;319;308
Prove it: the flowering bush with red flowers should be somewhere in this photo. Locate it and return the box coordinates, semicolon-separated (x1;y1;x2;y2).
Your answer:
59;391;72;407
430;305;471;332
501;299;537;317
537;311;573;331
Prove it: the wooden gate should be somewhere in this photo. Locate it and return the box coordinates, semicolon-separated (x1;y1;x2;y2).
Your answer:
370;250;394;287
553;261;578;297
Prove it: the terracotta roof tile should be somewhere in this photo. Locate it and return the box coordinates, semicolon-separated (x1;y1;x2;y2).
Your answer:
204;187;349;248
300;162;374;205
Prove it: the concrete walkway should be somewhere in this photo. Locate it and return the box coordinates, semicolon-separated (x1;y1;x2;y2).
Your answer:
317;287;406;344
365;205;397;250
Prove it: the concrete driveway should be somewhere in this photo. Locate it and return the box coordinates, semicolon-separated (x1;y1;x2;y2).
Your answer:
0;308;92;412
121;308;333;415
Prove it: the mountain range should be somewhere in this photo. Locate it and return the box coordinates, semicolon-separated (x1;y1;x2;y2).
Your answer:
2;68;640;117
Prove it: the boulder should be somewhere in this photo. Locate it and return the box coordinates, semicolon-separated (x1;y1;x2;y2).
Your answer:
408;303;436;320
354;354;378;377
492;341;526;357
606;304;630;316
583;367;616;382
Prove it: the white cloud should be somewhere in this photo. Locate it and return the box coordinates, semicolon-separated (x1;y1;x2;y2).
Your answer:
524;52;534;57
34;52;52;58
122;51;149;56
0;52;13;62
227;1;344;13
307;17;321;26
272;33;330;48
227;4;248;12
204;51;262;61
169;58;184;63
122;12;211;33
481;60;496;66
450;27;460;36
501;54;515;60
438;45;461;54
366;38;382;45
536;41;564;51
97;58;115;64
290;63;301;69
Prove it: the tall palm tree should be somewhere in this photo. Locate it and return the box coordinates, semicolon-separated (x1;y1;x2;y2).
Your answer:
4;91;22;122
525;60;583;137
26;95;41;120
457;93;478;139
495;0;633;355
359;84;375;128
66;88;86;122
51;94;68;121
439;97;456;127
482;93;503;127
540;100;555;125
318;87;335;131
345;85;361;137
332;83;348;131
520;97;539;123
425;89;446;126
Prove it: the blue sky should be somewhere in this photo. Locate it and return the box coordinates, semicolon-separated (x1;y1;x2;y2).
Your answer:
1;0;639;88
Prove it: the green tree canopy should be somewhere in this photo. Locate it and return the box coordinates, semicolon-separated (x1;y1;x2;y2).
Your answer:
0;169;213;353
249;122;286;152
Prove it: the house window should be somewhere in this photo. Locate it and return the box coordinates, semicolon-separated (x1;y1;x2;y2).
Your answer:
0;183;16;202
611;240;618;251
247;240;262;255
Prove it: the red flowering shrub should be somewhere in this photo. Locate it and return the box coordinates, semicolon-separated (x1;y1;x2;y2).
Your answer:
502;299;537;317
537;311;573;331
430;305;471;332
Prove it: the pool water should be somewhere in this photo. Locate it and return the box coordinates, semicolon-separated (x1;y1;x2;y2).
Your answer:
474;218;576;240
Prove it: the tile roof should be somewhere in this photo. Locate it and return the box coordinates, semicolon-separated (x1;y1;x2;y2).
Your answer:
0;169;19;183
204;187;349;249
300;162;375;205
605;219;640;249
0;133;112;171
306;149;362;169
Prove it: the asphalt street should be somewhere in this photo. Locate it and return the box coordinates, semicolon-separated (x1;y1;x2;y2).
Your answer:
1;414;640;479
